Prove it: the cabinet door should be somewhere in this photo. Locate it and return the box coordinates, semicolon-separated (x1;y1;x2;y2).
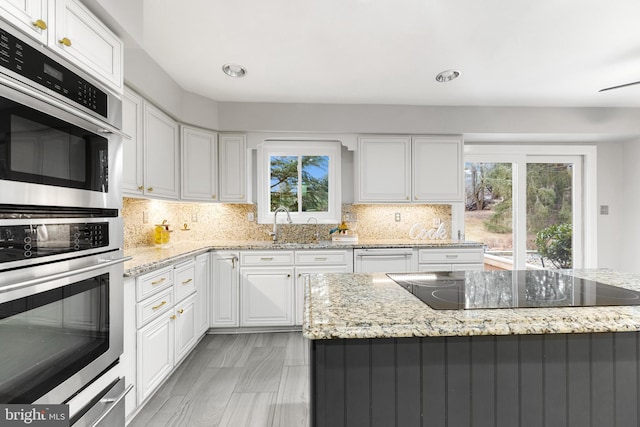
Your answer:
181;126;218;201
174;294;197;364
0;0;48;44
412;136;463;202
356;136;411;202
211;252;239;327
240;267;294;327
194;253;210;336
50;0;123;92
218;134;247;202
137;313;174;404
295;266;349;326
122;88;144;196
143;102;179;199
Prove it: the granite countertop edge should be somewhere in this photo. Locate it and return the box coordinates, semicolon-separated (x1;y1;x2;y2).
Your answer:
123;239;483;277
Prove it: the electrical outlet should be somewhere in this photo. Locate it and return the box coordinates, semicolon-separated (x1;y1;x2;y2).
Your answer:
600;205;609;215
191;212;198;222
433;218;441;227
248;212;255;222
395;213;401;222
142;211;149;224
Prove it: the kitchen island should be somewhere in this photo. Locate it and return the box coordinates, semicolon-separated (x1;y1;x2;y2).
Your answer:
303;270;640;427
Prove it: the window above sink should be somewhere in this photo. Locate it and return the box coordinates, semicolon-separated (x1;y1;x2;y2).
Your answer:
257;140;342;224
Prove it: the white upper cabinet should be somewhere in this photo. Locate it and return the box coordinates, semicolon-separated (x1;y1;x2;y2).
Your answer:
181;126;218;201
0;0;48;44
356;135;463;203
356;136;411;202
49;0;123;93
143;102;179;199
218;134;247;202
122;87;144;196
412;136;463;202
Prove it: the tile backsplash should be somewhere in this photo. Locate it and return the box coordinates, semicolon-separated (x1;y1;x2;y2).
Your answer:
122;198;451;249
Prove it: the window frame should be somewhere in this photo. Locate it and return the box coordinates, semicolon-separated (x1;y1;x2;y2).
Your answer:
257;140;342;224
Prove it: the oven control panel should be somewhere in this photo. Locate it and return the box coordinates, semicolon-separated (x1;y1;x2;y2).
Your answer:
0;26;108;118
0;222;110;263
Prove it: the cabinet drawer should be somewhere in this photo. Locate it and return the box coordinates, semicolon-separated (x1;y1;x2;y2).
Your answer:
295;250;349;265
418;248;483;264
137;287;174;328
240;251;294;266
136;266;173;302
174;260;196;302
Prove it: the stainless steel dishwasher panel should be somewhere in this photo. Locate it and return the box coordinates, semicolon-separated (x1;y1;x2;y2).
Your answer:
354;248;415;273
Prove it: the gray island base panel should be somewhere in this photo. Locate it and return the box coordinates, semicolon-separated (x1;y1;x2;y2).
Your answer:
310;332;640;427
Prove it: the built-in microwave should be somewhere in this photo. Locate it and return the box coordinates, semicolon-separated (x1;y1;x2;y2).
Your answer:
0;19;123;210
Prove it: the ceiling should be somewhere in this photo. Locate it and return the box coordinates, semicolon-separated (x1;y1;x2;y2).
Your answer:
140;0;640;108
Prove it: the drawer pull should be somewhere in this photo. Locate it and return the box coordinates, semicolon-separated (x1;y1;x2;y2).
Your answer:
178;309;184;314
260;257;274;261
170;315;176;320
182;278;193;285
445;255;459;259
152;301;167;310
314;257;328;261
151;278;166;285
58;37;72;47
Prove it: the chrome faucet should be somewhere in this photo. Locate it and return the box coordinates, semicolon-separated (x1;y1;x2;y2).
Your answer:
270;206;292;241
307;216;319;241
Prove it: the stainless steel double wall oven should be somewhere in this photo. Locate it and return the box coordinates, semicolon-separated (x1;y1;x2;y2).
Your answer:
0;18;129;424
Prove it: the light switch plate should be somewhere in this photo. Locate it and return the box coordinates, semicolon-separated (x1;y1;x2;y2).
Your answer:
395;213;401;222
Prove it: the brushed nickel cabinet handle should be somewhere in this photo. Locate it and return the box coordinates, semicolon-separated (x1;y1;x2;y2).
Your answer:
260;257;274;261
314;257;328;261
152;301;167;310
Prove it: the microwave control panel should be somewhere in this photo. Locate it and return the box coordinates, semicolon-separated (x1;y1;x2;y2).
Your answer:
0;26;108;118
0;222;110;263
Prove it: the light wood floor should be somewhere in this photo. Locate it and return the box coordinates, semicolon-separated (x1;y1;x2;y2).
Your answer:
129;332;310;427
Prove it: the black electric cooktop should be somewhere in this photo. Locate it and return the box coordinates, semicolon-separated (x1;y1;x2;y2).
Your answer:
387;270;640;310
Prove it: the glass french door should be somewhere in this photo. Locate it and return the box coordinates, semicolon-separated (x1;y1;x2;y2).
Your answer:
463;154;583;270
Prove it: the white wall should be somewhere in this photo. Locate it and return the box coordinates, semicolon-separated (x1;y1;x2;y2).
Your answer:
621;140;640;273
596;141;624;270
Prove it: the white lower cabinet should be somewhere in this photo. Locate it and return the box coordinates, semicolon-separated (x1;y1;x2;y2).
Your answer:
210;251;239;327
137;311;174;404
131;257;206;410
211;249;352;328
240;267;294;327
417;247;484;272
195;253;210;335
174;293;197;364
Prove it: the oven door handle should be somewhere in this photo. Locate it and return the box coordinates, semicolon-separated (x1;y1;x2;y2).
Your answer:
90;383;133;427
0;256;132;294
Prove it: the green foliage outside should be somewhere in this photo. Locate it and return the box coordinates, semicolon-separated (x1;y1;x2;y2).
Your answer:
535;223;572;269
466;162;573;264
270;155;329;212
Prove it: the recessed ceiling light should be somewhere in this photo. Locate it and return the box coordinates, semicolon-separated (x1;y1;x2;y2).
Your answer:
435;69;461;83
222;63;247;78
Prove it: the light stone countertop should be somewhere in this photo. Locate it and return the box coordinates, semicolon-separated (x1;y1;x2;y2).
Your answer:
123;239;482;277
302;269;640;339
